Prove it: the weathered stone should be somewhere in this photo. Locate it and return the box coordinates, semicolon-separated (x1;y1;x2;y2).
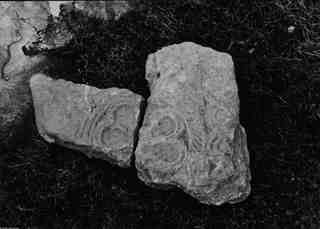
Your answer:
30;73;143;167
135;42;251;205
0;1;49;80
0;2;50;147
23;1;133;56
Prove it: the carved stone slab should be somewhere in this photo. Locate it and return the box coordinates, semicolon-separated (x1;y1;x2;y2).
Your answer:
0;2;49;80
30;73;143;167
135;42;251;205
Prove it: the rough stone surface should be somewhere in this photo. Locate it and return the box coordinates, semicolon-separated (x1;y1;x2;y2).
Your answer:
23;1;133;56
0;2;50;148
0;1;49;80
30;73;143;167
135;42;251;205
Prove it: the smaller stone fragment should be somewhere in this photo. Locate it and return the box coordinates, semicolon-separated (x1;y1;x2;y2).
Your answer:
30;73;143;167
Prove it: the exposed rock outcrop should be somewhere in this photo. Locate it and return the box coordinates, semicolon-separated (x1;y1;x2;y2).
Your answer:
0;1;49;80
0;2;50;148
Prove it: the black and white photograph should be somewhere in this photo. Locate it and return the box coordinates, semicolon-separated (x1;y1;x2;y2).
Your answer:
0;0;319;228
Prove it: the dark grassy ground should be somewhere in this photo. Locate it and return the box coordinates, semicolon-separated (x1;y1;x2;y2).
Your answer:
1;0;320;228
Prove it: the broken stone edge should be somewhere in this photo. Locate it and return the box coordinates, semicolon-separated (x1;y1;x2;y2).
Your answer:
28;42;251;205
29;73;144;168
134;42;251;205
135;124;251;206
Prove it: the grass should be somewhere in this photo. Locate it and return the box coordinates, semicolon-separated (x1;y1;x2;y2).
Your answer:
1;0;320;228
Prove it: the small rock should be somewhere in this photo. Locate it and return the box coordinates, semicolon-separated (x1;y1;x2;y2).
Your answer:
30;73;143;167
135;42;251;205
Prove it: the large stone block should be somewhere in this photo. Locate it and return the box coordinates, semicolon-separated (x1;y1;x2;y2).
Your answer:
135;42;251;205
30;74;143;167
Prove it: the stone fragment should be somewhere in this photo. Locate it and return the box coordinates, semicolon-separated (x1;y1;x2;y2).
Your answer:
30;73;143;167
0;1;50;80
135;42;251;205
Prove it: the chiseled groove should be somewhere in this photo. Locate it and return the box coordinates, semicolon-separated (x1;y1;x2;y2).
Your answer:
75;115;90;139
73;95;136;148
188;124;204;153
86;102;114;141
86;97;127;144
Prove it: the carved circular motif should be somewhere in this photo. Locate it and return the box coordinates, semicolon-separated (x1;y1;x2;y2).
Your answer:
205;104;233;128
217;137;233;155
139;139;187;172
100;126;128;148
149;110;186;140
150;115;176;137
76;98;133;146
206;131;233;155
